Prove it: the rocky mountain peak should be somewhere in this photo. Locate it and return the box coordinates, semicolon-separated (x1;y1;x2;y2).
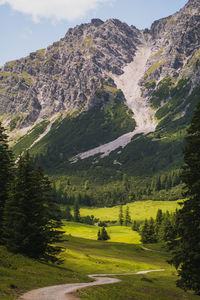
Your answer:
91;18;104;27
0;0;200;136
185;0;200;9
0;17;142;129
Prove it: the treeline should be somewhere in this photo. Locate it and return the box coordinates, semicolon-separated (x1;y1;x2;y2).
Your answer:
139;209;180;244
150;171;181;192
0;123;63;262
52;170;182;208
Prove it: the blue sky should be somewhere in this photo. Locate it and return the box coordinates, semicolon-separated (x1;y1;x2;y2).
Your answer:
0;0;188;66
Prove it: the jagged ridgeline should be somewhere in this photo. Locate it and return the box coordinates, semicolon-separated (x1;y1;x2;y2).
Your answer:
0;0;200;204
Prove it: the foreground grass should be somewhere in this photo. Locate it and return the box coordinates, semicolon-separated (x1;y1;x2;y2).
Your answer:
61;236;160;275
0;245;86;300
79;271;200;300
61;237;199;300
63;222;141;244
1;235;199;300
79;200;180;222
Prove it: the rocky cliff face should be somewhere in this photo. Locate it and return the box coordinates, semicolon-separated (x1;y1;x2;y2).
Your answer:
0;19;140;129
0;0;200;156
144;0;200;84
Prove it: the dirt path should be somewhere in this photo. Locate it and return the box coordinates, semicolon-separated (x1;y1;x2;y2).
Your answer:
71;40;156;163
18;270;164;300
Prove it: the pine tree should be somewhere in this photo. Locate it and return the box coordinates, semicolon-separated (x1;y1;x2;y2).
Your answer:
148;217;156;243
158;214;174;242
169;102;200;294
0;122;13;242
73;198;80;222
118;205;124;226
125;206;131;226
97;229;102;240
155;209;163;238
140;219;149;244
101;227;110;240
3;153;63;262
132;220;139;231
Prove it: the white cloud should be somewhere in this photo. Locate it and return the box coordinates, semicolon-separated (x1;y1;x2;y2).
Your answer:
0;0;111;22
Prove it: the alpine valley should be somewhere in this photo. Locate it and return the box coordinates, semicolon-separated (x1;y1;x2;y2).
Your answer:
1;0;200;206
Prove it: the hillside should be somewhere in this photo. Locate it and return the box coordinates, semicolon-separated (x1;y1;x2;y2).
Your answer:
0;0;200;203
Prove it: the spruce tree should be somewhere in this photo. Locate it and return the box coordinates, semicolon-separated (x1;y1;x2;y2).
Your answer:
125;206;131;226
148;217;156;243
97;229;102;240
0;122;13;243
97;227;110;241
155;209;163;238
140;219;149;244
101;227;110;240
3;153;63;262
73;198;80;222
169;102;200;294
118;205;123;226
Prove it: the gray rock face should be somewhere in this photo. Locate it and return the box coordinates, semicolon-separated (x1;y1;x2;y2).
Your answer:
146;0;200;81
0;0;200;129
0;19;140;127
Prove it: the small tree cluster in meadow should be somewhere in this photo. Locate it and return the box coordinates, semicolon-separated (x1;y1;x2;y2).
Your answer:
140;209;180;244
118;206;131;226
63;202;98;225
97;227;110;241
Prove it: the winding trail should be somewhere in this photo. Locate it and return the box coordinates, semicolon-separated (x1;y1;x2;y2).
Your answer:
71;41;156;163
18;270;164;300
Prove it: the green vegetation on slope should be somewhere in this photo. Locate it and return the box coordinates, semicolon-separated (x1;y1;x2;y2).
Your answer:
28;98;135;169
0;245;86;300
12;120;50;157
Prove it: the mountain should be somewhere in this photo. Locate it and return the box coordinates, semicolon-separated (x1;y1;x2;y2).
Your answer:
0;0;200;205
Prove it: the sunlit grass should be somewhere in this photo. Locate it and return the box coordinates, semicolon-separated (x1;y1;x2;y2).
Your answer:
79;201;179;222
62;222;141;244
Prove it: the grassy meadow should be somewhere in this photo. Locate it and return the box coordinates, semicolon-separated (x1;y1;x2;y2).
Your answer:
62;222;141;244
1;200;197;300
79;200;180;222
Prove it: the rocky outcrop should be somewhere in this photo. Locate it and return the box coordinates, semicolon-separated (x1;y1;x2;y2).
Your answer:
0;0;200;134
0;19;141;128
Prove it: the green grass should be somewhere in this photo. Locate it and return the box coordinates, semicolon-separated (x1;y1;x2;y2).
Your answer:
62;222;141;244
61;236;167;275
79;201;179;222
1;232;199;300
0;245;86;300
78;270;199;300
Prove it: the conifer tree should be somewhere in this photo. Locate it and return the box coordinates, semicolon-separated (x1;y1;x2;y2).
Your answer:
125;206;131;226
118;205;124;226
148;217;156;243
73;198;80;222
97;227;110;241
3;153;63;262
132;220;139;231
0;122;13;243
97;229;102;240
155;209;163;237
169;102;200;294
158;214;174;242
140;219;149;244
